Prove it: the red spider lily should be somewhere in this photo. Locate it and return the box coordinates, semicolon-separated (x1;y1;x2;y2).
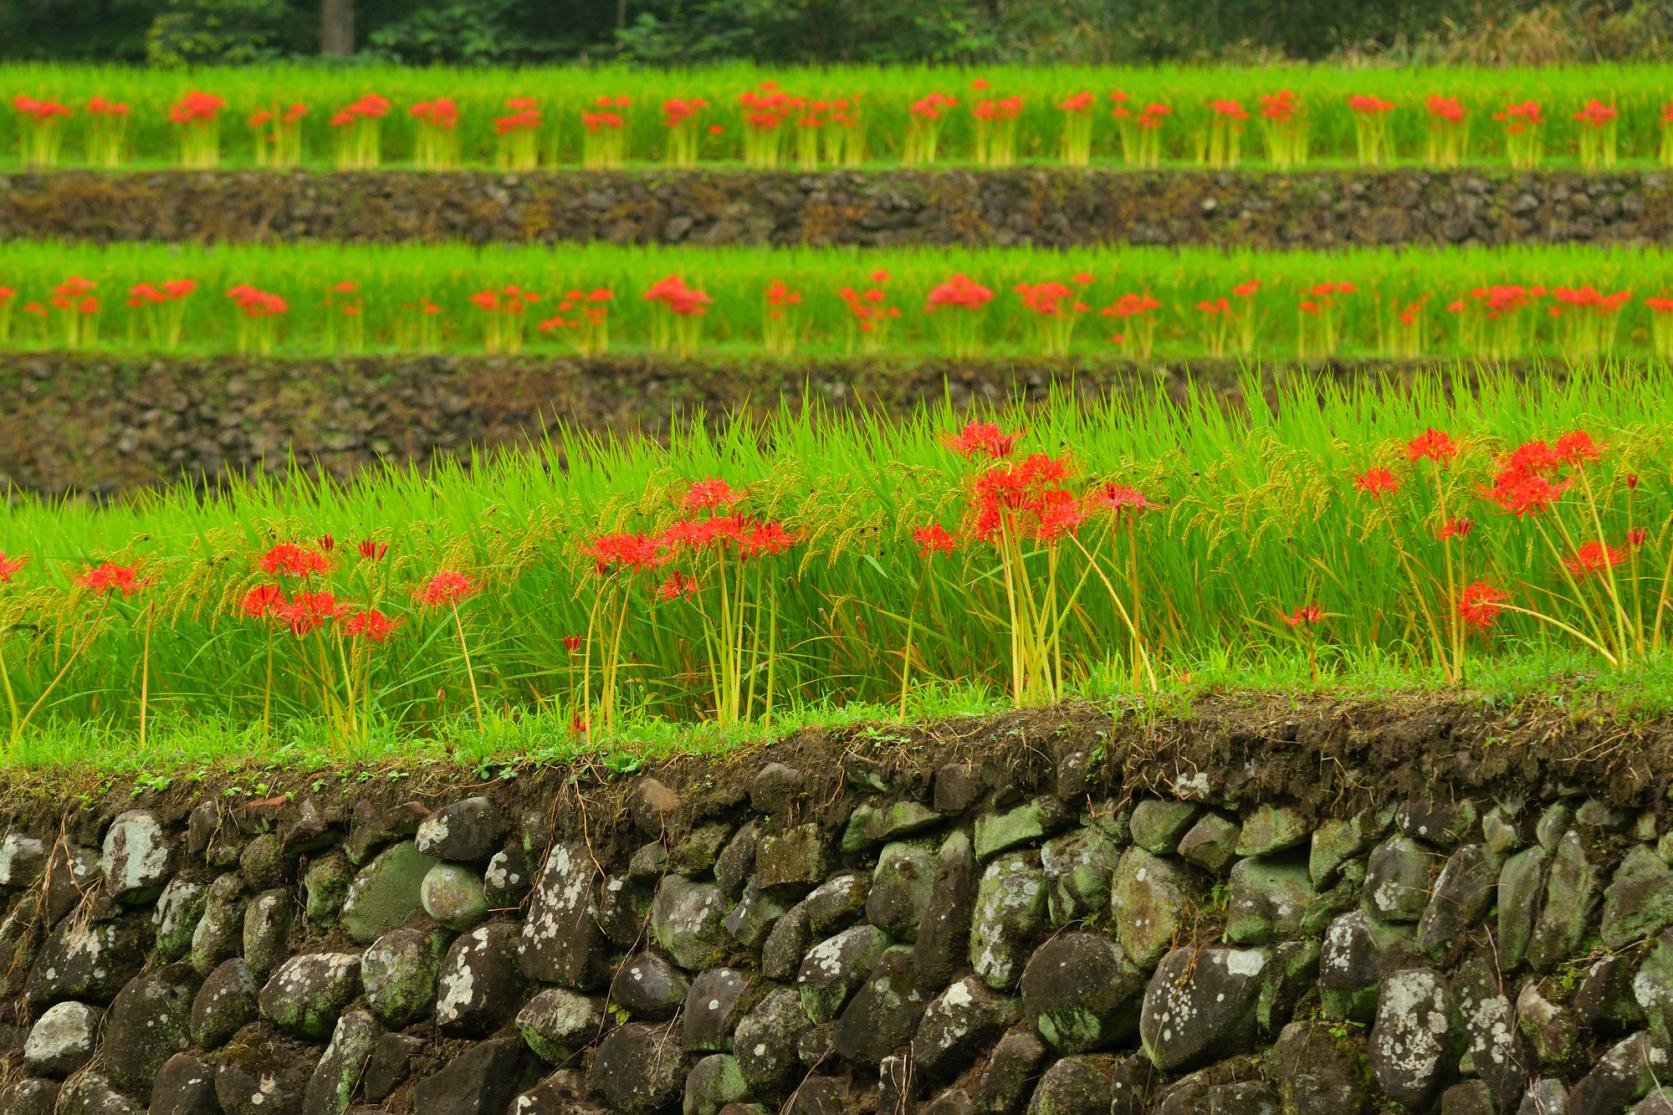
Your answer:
1437;518;1475;540
656;571;699;600
1573;99;1617;128
1058;91;1094;113
926;274;995;312
1494;100;1543;129
280;590;341;636
1354;467;1400;498
1260;89;1300;122
909;92;958;119
169;90;225;124
1088;483;1157;515
344;608;400;642
1426;95;1466;124
1563;540;1627;578
78;561;144;597
0;551;27;582
1281;603;1323;627
1406;428;1459;465
1458;581;1508;631
1629;528;1648;548
1209;99;1249;119
1627;474;1641;490
971;453;1080;543
584;531;667;574
643;275;713;316
1486;472;1570;517
419;570;478;607
663;97;708;126
13;95;71;121
1347;94;1395;115
358;539;389;561
410;98;460;128
498;108;544;134
684;477;741;511
1555;429;1602;465
944;421;1019;459
260;541;333;579
912;523;956;558
738;522;796;559
563;635;583;653
241;584;286;618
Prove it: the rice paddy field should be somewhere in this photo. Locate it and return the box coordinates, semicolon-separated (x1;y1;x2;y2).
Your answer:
4;61;1673;765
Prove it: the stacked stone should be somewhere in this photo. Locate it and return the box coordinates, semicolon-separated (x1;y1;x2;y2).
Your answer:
1;759;1673;1114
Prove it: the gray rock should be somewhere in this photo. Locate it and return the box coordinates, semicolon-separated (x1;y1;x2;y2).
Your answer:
1129;800;1197;855
733;987;811;1091
721;882;786;949
749;763;804;814
1528;829;1600;972
1237;804;1311;857
1517;981;1580;1070
1024;1054;1116;1115
241;887;291;982
26;913;150;1008
970;851;1047;989
1416;844;1497;957
152;875;208;959
586;1023;686;1114
101;811;176;903
803;873;869;934
436;921;526;1036
670;824;733;876
0;834;46;889
190;959;258;1051
914;830;976;994
1309;818;1368;890
421;863;490;931
1140;947;1269;1071
911;975;1021;1084
1603;846;1673;949
1499;846;1549;969
1021;931;1143;1052
683;1054;747;1115
364;1033;423;1104
1177;813;1241;874
755;824;827;892
1577;954;1646;1035
361;926;444;1028
761;902;810;981
189;873;245;977
102;963;198;1095
841;800;940;853
652;875;728;971
1517;1078;1569;1115
610;951;690;1020
1227;856;1316;944
344;801;423;866
970;1030;1048;1113
974;798;1070;861
516;987;603;1063
1111;847;1198;969
714;823;758;897
1269;1021;1371;1115
258;952;363;1039
797;924;889;1022
58;1071;143;1115
24;1001;101;1076
1363;835;1435;922
239;834;290;891
1451;950;1528;1109
630;779;682;835
834;947;927;1066
1568;1031;1661;1114
1400;799;1478;848
150;1053;218;1115
412;1033;532;1115
511;1070;605;1115
302;1009;381;1115
1368;968;1456;1110
682;968;751;1052
339;841;437;944
415;796;506;862
518;841;605;988
1041;826;1121;923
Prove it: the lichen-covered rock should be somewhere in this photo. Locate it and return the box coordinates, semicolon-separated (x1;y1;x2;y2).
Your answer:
682;968;751;1052
1368;967;1456;1110
721;882;787;949
1139;947;1269;1072
484;846;533;909
841;800;940;854
1517;1078;1570;1115
339;840;437;945
1129;800;1198;855
914;830;976;995
412;1033;533;1115
299;850;352;928
26;912;150;1008
101;811;176;904
803;873;869;934
516;987;603;1063
652;875;729;971
1498;845;1548;970
970;851;1047;989
1400;799;1478;848
421;862;490;931
1310;818;1369;890
1041;825;1121;924
361;926;445;1028
152;874;208;959
150;1053;217;1115
301;1009;381;1115
1020;932;1143;1053
415;796;507;862
1568;1031;1663;1114
1177;813;1240;874
238;834;290;891
733;987;811;1091
1268;1020;1372;1115
971;1030;1048;1113
911;975;1021;1084
610;951;690;1020
714;823;758;897
436;921;527;1037
761;902;810;981
1110;847;1198;969
241;887;291;982
755;824;828;893
1517;981;1581;1070
1528;829;1601;972
1362;835;1433;922
58;1071;144;1115
684;1054;748;1115
834;947;926;1066
797;924;890;1022
1024;1054;1117;1115
190;959;259;1051
258;952;363;1039
189;873;245;977
519;841;605;988
210;1023;317;1115
511;1069;606;1115
0;833;46;890
975;799;1070;861
1577;953;1646;1035
1451;950;1528;1110
24;1000;101;1077
1415;844;1496;957
866;842;935;940
586;1023;687;1115
1603;845;1673;949
1227;856;1316;944
1237;804;1311;857
101;963;198;1095
670;823;733;876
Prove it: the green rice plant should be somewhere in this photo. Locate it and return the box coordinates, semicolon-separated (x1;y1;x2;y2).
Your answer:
3;63;1673;171
2;241;1672;362
0;365;1670;748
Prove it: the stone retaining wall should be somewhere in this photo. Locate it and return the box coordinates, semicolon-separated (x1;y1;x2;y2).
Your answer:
0;353;1568;496
1;702;1672;1113
1;168;1668;248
